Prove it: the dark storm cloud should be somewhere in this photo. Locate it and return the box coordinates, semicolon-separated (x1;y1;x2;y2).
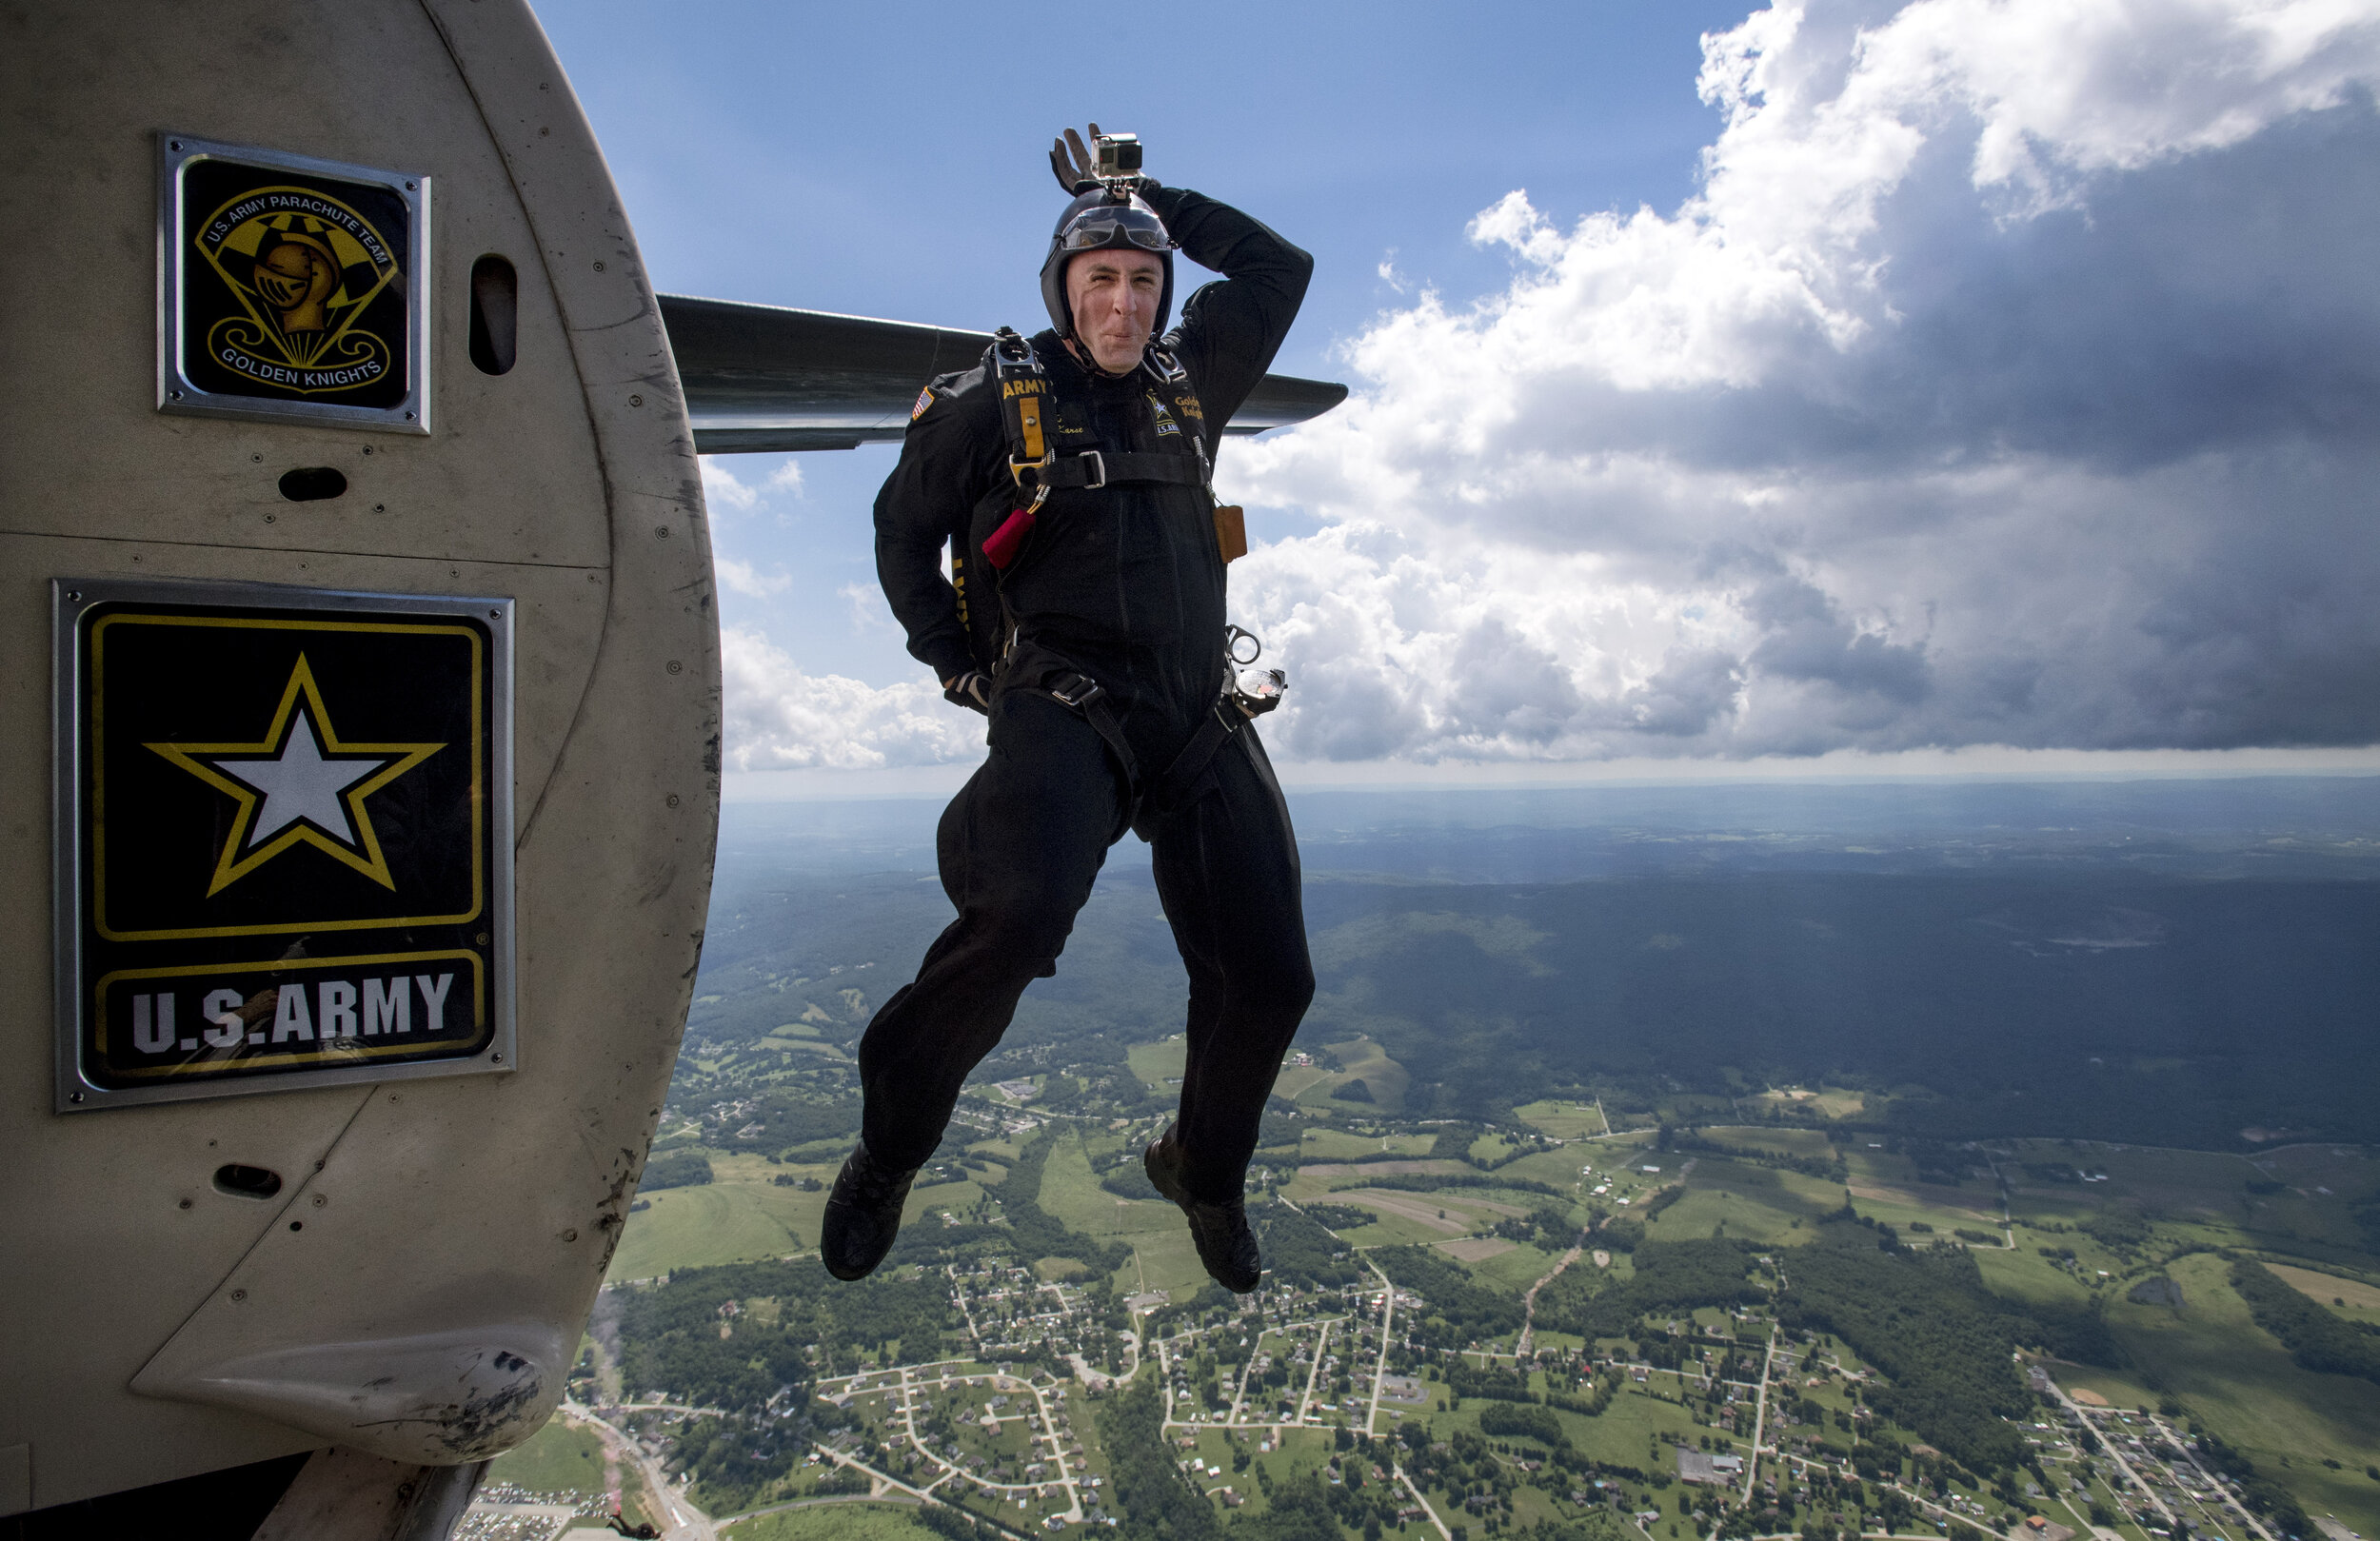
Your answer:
1225;0;2380;762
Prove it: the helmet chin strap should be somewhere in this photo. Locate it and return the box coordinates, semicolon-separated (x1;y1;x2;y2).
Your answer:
1062;337;1145;379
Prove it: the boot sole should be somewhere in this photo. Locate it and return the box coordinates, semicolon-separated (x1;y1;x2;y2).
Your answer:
821;1202;891;1281
1146;1139;1259;1294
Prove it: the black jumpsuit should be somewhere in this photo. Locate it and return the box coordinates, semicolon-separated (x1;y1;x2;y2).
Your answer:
866;187;1317;1203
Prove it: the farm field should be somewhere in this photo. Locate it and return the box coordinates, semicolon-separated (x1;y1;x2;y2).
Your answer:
2104;1251;2380;1541
482;1415;611;1495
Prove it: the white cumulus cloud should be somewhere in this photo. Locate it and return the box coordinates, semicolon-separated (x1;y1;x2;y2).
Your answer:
721;627;984;770
1224;0;2380;762
700;459;761;512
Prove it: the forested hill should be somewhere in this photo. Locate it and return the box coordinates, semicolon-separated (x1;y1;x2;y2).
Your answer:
1294;871;2380;1145
693;776;2380;1153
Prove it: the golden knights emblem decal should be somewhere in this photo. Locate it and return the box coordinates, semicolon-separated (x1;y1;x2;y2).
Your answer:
161;135;426;430
195;186;402;394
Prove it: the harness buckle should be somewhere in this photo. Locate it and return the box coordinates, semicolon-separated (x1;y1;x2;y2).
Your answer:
1008;452;1054;488
992;328;1042;375
1077;450;1107;489
1049;674;1105;709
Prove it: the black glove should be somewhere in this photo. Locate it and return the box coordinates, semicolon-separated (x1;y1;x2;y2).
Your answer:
1050;125;1101;194
1049;124;1159;197
943;670;994;715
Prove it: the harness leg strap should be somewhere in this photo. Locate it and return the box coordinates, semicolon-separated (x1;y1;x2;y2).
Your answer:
1047;672;1141;798
1146;704;1243;820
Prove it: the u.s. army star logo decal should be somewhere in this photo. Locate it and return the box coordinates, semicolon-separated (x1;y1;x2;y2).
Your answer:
148;654;444;896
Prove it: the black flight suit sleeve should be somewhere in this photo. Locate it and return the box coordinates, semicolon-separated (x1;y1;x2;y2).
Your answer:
873;368;1000;683
1148;186;1316;436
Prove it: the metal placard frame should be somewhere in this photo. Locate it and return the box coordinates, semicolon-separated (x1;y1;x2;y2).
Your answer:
53;577;514;1111
157;132;431;433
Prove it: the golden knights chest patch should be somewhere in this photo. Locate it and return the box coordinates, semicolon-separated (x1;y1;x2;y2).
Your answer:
53;578;514;1110
1146;392;1182;437
160;135;427;432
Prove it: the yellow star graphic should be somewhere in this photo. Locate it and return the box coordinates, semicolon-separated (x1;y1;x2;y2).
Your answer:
148;654;445;896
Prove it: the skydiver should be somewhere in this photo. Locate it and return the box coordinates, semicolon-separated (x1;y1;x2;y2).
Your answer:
822;127;1318;1293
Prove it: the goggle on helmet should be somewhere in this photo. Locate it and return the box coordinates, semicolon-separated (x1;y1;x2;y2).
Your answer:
1039;188;1178;343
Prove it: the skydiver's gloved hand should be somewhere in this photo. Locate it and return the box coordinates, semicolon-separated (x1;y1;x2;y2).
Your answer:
1049;124;1103;194
943;670;994;715
1048;124;1159;196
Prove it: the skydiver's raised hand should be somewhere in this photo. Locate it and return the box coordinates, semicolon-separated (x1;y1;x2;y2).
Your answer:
1049;123;1104;195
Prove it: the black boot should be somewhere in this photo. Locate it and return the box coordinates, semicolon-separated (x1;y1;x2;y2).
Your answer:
1144;1126;1261;1294
820;1141;920;1281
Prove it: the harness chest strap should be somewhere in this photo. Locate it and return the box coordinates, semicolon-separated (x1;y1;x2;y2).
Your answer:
980;330;1224;569
1020;449;1208;491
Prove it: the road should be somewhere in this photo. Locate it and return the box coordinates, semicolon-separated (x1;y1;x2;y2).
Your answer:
558;1397;714;1541
1363;1259;1397;1436
2153;1412;2279;1541
1156;1310;1358;1434
1297;1319;1337;1425
1739;1324;1777;1505
1350;1257;1449;1541
2035;1373;2279;1541
818;1361;1081;1522
716;1493;921;1532
804;1436;1031;1541
2034;1374;2179;1532
1397;1464;1455;1541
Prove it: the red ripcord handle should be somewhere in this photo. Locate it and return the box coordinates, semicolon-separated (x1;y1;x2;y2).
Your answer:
982;505;1036;569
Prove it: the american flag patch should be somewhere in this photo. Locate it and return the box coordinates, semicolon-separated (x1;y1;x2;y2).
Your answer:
911;385;935;421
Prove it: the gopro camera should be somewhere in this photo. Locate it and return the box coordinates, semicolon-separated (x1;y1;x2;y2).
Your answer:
1095;132;1144;183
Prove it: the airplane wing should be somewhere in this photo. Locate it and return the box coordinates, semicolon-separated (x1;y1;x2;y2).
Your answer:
660;293;1350;454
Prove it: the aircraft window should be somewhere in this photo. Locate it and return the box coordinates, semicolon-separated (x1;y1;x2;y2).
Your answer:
468;254;519;375
277;466;347;502
211;1164;283;1200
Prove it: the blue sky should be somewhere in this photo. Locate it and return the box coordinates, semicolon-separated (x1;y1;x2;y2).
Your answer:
539;0;1752;689
539;1;2380;790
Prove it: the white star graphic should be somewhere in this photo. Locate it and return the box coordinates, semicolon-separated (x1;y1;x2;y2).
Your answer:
212;706;393;852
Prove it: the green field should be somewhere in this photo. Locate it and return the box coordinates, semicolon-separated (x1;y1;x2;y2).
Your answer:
1126;1037;1185;1088
2267;1261;2380;1324
1501;1145;1611;1190
1293;1036;1411;1112
1696;1125;1837;1158
1648;1163;1832;1244
609;1146;982;1281
1279;1180;1531;1250
1470;1239;1566;1294
725;1499;941;1540
608;1175;819;1280
2101;1251;2380;1540
1515;1098;1611;1138
1025;1131;1208;1299
1299;1127;1436;1161
1746;1086;1866;1120
485;1415;611;1495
